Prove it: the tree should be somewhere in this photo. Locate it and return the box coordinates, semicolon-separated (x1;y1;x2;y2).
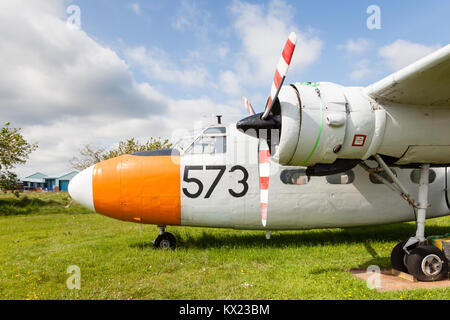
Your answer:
70;137;172;171
0;122;38;194
69;144;106;171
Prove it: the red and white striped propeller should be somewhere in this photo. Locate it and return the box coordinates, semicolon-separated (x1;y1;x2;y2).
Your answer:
242;32;297;227
243;97;255;116
262;32;297;120
258;138;270;227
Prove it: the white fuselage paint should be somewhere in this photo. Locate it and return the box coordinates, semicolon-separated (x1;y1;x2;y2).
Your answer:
180;124;450;230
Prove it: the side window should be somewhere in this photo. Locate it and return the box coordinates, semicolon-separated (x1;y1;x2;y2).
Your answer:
369;168;397;184
280;169;310;185
410;169;436;184
326;170;355;185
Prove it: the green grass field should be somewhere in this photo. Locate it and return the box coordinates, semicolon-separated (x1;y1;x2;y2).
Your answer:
1;192;449;300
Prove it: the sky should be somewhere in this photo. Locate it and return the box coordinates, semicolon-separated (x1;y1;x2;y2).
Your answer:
2;0;450;178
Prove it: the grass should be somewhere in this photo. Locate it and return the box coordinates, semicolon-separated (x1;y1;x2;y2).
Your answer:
0;192;92;216
0;192;449;300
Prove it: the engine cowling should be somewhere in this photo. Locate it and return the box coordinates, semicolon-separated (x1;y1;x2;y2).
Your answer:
237;82;450;169
274;82;450;167
276;82;372;166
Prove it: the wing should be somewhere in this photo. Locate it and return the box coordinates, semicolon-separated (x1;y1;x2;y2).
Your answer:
365;44;450;106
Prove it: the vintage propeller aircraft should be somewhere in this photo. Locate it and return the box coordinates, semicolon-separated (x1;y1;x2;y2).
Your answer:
69;33;450;281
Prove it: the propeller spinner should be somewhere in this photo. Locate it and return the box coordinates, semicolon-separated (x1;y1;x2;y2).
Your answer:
239;32;297;227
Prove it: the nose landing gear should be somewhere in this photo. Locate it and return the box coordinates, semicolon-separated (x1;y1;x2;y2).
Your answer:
154;226;177;250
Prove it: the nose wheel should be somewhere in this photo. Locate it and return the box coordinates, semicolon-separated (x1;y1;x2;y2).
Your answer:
154;226;176;250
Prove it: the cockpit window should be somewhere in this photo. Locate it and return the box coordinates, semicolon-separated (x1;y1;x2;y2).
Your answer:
204;127;226;134
186;127;227;154
189;136;226;154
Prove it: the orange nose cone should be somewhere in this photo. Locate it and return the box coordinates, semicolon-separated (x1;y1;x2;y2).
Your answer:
92;153;181;226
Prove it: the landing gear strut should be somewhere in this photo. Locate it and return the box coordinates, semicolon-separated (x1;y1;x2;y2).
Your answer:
154;226;176;250
361;158;449;281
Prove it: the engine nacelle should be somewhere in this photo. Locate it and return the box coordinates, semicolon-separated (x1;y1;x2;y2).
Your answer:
274;82;450;167
276;82;373;166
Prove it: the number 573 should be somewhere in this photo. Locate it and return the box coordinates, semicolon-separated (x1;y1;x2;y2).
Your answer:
182;165;249;199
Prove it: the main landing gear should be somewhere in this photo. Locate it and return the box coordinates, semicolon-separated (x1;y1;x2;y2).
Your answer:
391;240;448;281
154;225;177;250
360;157;449;282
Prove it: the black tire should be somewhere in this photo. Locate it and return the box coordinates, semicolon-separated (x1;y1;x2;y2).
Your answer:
154;232;176;250
406;245;448;282
391;241;409;273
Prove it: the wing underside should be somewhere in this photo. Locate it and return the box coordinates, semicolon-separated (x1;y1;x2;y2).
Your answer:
365;45;450;107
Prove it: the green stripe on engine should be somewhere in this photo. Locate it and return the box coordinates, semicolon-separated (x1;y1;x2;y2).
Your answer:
302;94;323;166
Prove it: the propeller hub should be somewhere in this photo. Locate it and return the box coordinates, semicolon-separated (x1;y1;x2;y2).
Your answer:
236;113;281;132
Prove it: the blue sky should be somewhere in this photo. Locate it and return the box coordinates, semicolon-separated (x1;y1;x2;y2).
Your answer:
74;0;450;82
65;0;450;108
2;0;449;176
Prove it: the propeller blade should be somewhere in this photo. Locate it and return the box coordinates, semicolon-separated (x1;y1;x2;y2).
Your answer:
258;138;270;227
243;97;255;116
242;32;296;226
262;32;297;120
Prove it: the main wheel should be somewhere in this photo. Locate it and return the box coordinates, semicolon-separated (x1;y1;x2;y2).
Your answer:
406;245;448;282
154;232;176;250
391;241;409;273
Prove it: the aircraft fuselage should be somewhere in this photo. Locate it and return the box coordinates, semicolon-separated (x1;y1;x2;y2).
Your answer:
69;123;450;230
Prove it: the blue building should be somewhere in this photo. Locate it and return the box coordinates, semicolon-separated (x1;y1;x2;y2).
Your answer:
22;171;79;191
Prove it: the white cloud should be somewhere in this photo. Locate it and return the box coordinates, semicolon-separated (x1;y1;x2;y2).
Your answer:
2;0;324;178
379;40;441;70
0;0;237;178
125;46;210;87
128;3;141;15
338;38;371;55
349;60;373;81
170;0;319;100
230;0;323;86
0;0;168;126
171;1;233;73
219;71;242;96
217;47;230;60
172;17;188;32
171;0;212;38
